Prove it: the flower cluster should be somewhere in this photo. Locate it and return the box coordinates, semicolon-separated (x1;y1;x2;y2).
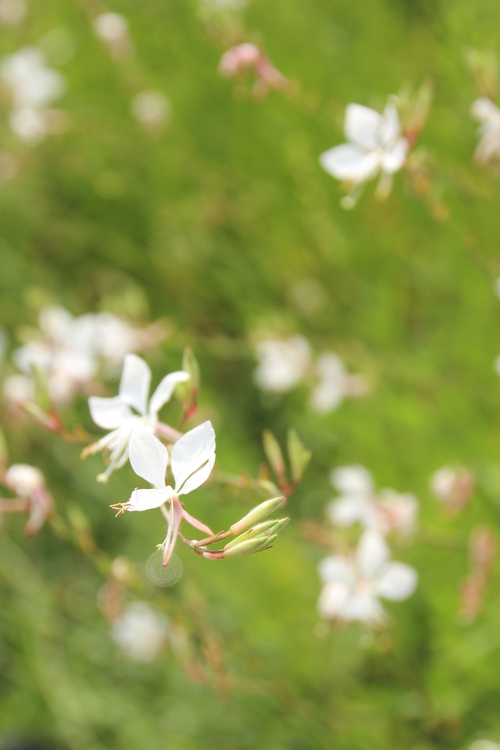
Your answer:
4;306;168;408
0;46;65;143
317;464;418;627
253;335;368;414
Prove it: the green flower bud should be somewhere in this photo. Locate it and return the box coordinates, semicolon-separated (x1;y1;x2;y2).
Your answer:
229;496;284;536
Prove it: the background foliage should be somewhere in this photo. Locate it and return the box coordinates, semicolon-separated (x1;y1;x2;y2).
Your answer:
2;0;500;748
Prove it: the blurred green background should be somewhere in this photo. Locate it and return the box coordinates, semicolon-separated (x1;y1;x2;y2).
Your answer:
2;0;500;748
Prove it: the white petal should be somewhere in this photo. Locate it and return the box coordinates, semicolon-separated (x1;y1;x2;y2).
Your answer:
376;562;418;601
119;354;151;415
380;137;408;174
149;370;190;415
320;144;380;183
88;396;133;429
171;420;216;495
340;593;386;625
129;423;168;488
344;104;383;149
380;102;401;146
126;487;173;512
317;581;350;619
326;496;368;527
356;530;389;578
318;555;355;585
330;464;373;495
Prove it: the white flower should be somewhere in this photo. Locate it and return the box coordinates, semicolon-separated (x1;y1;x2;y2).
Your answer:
111;602;168;662
3;374;35;405
309;351;350;414
0;0;27;26
254;336;312;393
319;101;408;207
327;465;418;535
93;13;130;57
471;97;500;164
118;420;216;566
131;91;170;131
4;463;54;536
1;47;65;143
430;465;473;511
469;742;500;750
84;354;190;482
317;530;417;626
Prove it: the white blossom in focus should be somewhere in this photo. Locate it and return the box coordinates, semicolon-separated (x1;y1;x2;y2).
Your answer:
0;0;26;25
111;602;168;661
471;98;500;165
317;530;418;626
1;47;65;143
131;91;170;131
118;420;216;566
327;464;418;535
319;100;408;208
254;336;312;393
84;354;190;482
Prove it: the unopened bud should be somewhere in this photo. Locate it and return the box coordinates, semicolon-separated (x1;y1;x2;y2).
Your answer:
225;517;289;551
263;430;286;480
223;534;276;558
287;428;311;484
229;496;284;536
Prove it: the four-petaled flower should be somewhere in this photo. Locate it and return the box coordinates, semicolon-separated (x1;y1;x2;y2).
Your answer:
83;354;189;482
319;100;408;208
114;420;216;566
317;530;418;626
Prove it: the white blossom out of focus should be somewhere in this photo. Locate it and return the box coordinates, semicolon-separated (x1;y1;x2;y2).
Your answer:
131;91;170;131
327;464;418;536
84;354;190;483
319;99;408;209
10;306;165;407
0;0;27;26
0;47;65;144
111;602;169;662
317;530;418;626
430;465;474;511
4;463;54;537
469;742;500;750
254;336;367;414
93;13;131;57
219;43;288;95
199;0;248;10
471;98;500;165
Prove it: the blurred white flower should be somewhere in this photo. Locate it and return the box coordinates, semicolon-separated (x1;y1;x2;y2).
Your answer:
327;464;418;535
93;13;131;57
11;306;168;407
254;336;312;393
200;0;248;9
310;350;368;414
430;465;474;512
3;463;54;536
83;354;190;483
131;90;170;131
317;530;418;626
3;374;35;405
471;97;500;164
0;0;27;26
319;100;408;208
116;421;216;566
111;602;168;662
1;47;65;143
469;742;500;750
494;276;500;299
219;43;288;96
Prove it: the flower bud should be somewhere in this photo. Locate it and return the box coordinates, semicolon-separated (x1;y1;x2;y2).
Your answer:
229;496;284;536
223;533;277;558
263;430;286;480
287;428;311;483
224;517;289;551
